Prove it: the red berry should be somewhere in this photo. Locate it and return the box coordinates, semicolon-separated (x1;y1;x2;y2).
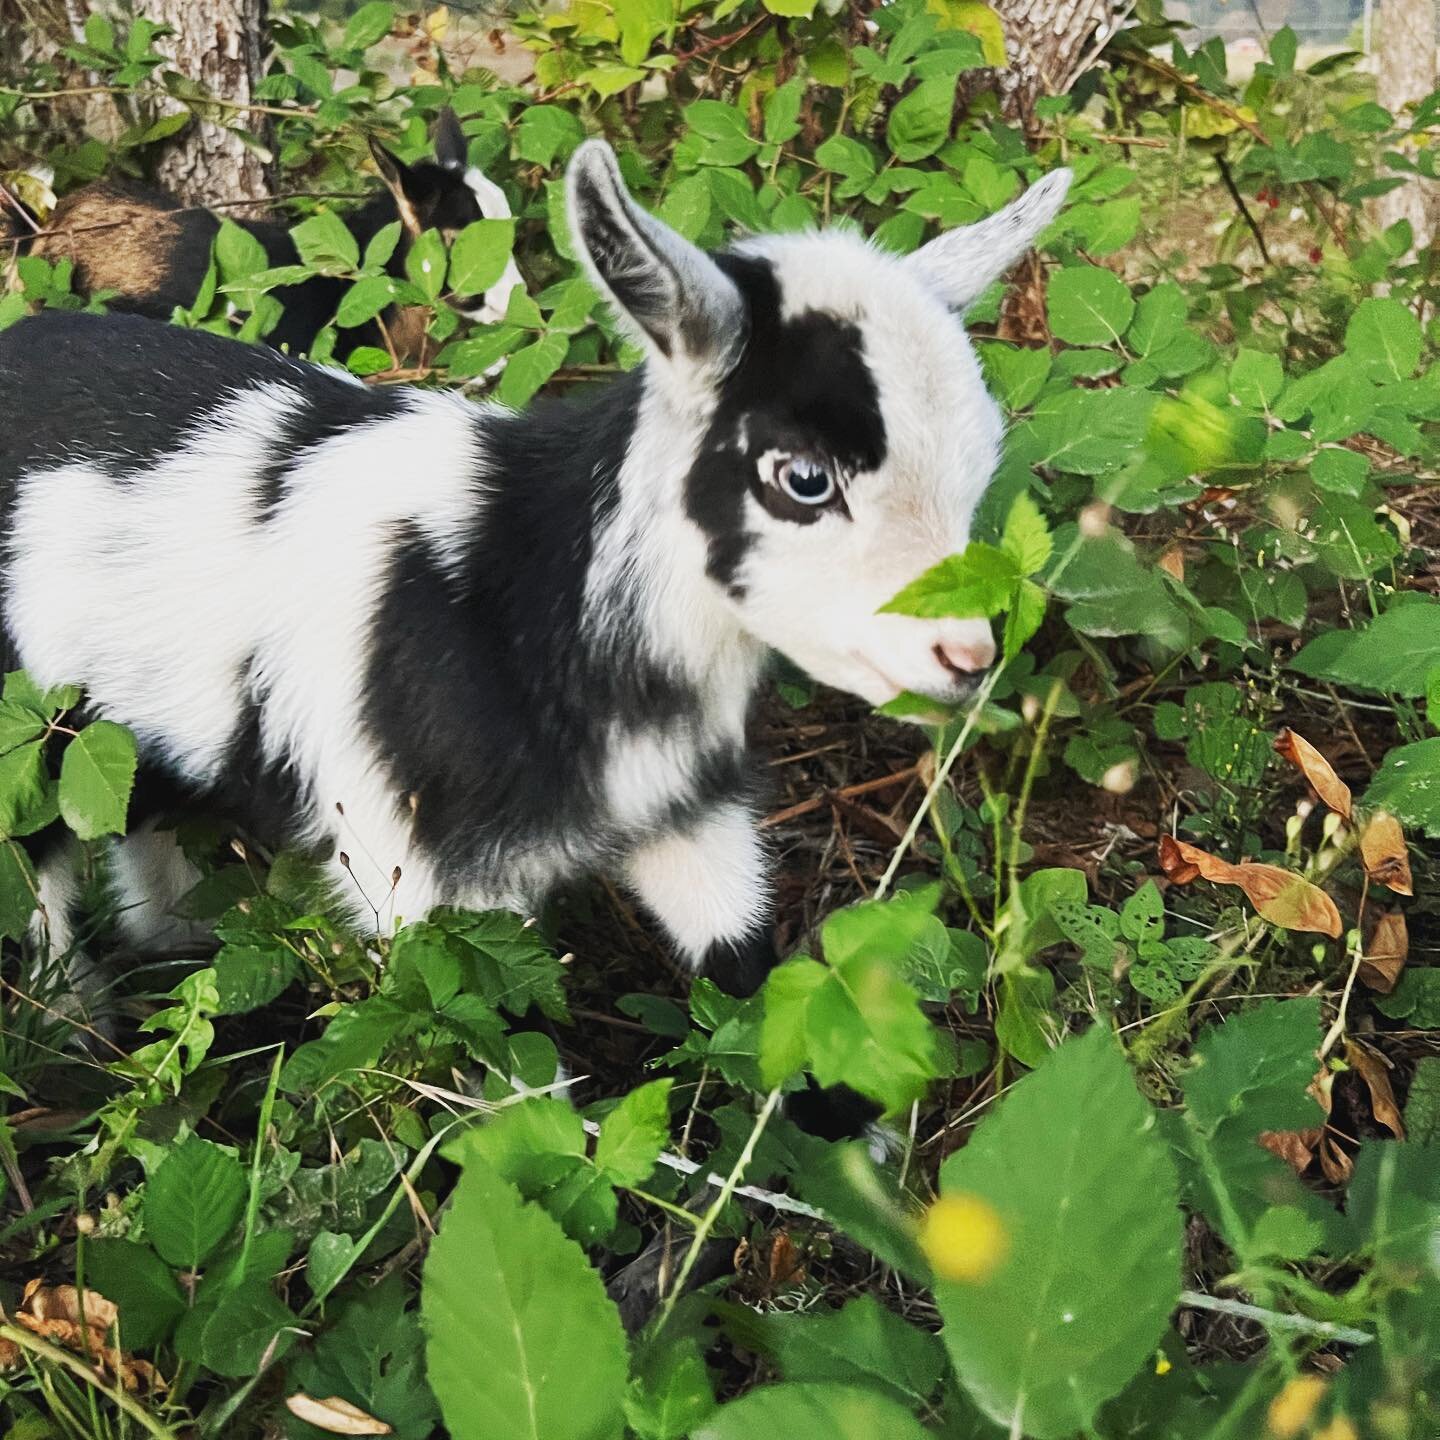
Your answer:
1309;246;1323;263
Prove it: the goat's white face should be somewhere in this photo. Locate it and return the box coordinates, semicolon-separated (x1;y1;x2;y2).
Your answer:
568;143;1070;709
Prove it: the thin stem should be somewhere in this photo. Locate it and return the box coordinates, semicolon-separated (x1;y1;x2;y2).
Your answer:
657;1087;782;1326
1178;1289;1373;1346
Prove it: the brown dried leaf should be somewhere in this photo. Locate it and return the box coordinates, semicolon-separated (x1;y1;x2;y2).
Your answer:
285;1394;393;1436
1344;1040;1405;1139
0;1337;20;1370
21;1282;118;1333
1317;1134;1353;1185
13;1282;165;1393
1157;837;1343;937
1258;1127;1320;1174
767;1232;806;1290
1359;811;1412;896
1157;545;1186;581
1359;910;1408;993
1274;729;1352;819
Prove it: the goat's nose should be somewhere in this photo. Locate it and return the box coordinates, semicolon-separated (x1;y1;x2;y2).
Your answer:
933;636;996;677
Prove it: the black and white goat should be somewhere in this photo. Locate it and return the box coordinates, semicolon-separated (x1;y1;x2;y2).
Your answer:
0;142;1068;998
11;110;522;356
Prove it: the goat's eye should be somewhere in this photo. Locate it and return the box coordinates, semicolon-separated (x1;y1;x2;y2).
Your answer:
775;455;836;506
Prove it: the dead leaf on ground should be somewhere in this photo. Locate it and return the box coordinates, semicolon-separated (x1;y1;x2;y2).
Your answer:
285;1394;393;1435
1273;729;1352;819
1158;836;1343;938
1344;1040;1405;1139
1359;910;1408;993
4;1281;166;1394
1259;1127;1321;1173
1359;811;1413;896
767;1231;806;1290
1157;545;1186;581
1317;1133;1353;1184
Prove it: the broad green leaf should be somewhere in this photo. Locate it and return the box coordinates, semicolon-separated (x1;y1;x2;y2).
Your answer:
614;0;672;64
880;542;1017;619
658;176;712;240
84;1240;186;1348
761;0;817;17
626;1332;715;1440
1345;296;1421;382
497;333;569;408
515;107;584;168
290;211;359;273
335;274;396;328
769;1294;945;1408
142;1135;247;1269
59;721;136;840
936;1028;1181;1437
449;219;517;297
344;0;394;50
695;1383;931;1440
363;219;403;272
0;740;51;839
175;1276;297;1377
1230;347;1284;407
212;941;301;1014
1311;447;1370;496
423;1164;627;1440
978;342;1050;411
306;1229;360;1303
595;1078;671;1185
1182;999;1322;1140
0;841;38;940
405;229;447;303
1046;265;1135;347
887;78;955;162
1365;736;1440;836
281;996;419;1091
1291;599;1440;697
1403;1057;1440;1145
1000;492;1052;574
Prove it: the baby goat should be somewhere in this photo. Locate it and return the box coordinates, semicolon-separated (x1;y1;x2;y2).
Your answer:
10;110;522;356
0;141;1068;997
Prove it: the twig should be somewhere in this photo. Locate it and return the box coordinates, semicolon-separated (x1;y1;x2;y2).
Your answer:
761;764;921;829
1216;152;1272;264
1178;1289;1373;1345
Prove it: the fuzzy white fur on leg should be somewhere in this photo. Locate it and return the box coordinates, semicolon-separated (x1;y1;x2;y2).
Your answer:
109;823;208;951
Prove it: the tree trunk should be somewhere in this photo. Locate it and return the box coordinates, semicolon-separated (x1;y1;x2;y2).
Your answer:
1374;0;1438;249
151;0;271;206
962;0;1125;131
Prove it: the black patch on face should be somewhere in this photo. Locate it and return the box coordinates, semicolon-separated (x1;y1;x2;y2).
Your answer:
683;255;886;593
253;386;405;520
0;311;397;487
359;370;749;883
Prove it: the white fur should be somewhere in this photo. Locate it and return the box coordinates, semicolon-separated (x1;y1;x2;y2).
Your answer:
461;165;527;325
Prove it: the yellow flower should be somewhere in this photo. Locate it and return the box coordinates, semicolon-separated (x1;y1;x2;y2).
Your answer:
1313;1419;1358;1440
919;1192;1009;1284
1267;1376;1327;1438
1154;1353;1173;1376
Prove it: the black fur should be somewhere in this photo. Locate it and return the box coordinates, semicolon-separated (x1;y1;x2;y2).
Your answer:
685;256;887;594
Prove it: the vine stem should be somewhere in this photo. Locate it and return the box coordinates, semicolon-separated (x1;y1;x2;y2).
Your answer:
1178;1289;1373;1346
874;669;1002;902
657;1087;782;1327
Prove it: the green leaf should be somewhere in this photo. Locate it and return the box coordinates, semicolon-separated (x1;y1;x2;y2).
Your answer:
515;106;584;168
761;0;817;16
405;229;447;304
880;543;1017;619
142;1135;247;1269
1230;347;1284;407
175;1276;297;1378
335;274;396;328
423;1163;628;1440
1046;265;1135;347
886;78;955;162
59;721;136;840
1291;599;1440;697
769;1294;945;1408
1182;999;1323;1140
497;333;568;408
695;1383;931;1439
0;841;38;940
1000;492;1052;574
281;995;419;1091
1403;1057;1440;1145
212;941;301;1014
1311;447;1369;496
626;1332;715;1440
935;1028;1181;1437
306;1229;360;1303
214;219;268;282
595;1078;671;1185
1366;737;1440;836
0;741;51;839
363;220;404;273
344;1;395;51
978;342;1050;412
1345;296;1421;382
84;1240;186;1348
449;219;516;297
290;211;359;273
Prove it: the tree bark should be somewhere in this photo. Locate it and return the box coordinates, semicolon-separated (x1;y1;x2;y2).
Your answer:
1374;0;1438;249
151;0;271;206
962;0;1128;131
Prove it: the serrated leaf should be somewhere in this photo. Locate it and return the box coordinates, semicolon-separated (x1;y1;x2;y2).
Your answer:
344;0;394;50
1291;599;1440;698
1345;296;1421;382
886;78;954;162
423;1164;627;1440
449;219;516;297
84;1239;186;1348
497;334;568;408
1047;265;1134;347
143;1135;247;1269
935;1028;1180;1437
1000;492;1051;574
880;542;1017;619
595;1078;671;1186
58;720;136;840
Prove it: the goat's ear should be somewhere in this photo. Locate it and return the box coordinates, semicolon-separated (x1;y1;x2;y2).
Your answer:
905;167;1072;312
369;137;424;235
433;107;466;171
567;140;746;371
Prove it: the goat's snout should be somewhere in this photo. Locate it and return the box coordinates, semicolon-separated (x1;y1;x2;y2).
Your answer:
933;636;995;679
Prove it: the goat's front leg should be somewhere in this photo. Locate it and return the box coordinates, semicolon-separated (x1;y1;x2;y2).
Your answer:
623;800;776;997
